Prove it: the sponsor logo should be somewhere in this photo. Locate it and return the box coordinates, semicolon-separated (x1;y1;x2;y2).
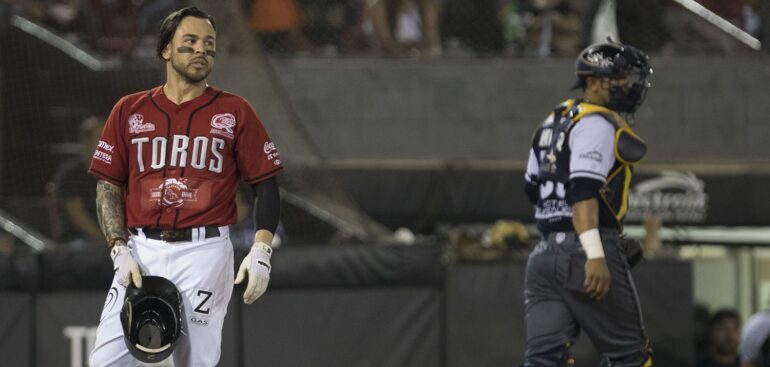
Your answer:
93;150;112;164
104;286;119;312
626;171;709;223
579;150;603;163
210;113;236;139
264;141;276;154
128;113;155;134
264;141;280;164
555;232;566;243
97;140;114;153
190;317;209;326
150;178;198;208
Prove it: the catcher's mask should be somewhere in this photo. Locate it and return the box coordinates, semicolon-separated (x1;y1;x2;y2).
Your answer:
574;38;653;114
120;275;183;363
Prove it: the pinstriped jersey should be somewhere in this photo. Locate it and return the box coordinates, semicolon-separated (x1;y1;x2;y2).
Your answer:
88;86;284;229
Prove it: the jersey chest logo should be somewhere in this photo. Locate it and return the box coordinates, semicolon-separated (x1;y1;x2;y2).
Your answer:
128;113;156;134
131;135;225;174
151;178;198;208
210;113;236;139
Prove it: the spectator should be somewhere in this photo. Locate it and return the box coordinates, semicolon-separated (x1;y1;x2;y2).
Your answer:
0;230;16;256
521;0;582;57
641;213;679;259
248;0;315;53
741;311;770;367
1;0;46;23
138;0;180;34
50;116;104;248
663;0;759;55
642;213;663;254
742;0;761;38
696;305;714;357
298;0;369;54
88;0;142;56
42;0;96;48
441;0;503;55
363;0;441;57
697;309;742;367
614;0;671;54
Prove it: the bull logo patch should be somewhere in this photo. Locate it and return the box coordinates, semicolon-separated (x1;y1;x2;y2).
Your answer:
128;113;155;134
210;113;236;139
150;178;198;208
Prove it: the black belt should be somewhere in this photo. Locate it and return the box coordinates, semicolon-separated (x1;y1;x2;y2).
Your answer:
131;226;220;242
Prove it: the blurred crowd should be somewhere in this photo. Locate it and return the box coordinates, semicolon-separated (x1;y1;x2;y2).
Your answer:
1;0;767;59
0;0;182;58
695;307;770;367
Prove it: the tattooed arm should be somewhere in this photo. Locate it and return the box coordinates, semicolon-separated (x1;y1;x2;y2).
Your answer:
95;180;126;248
96;179;142;287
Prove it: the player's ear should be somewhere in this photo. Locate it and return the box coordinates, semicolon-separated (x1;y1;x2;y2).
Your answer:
585;77;599;93
161;44;171;61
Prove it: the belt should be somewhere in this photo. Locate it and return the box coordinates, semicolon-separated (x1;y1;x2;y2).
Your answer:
131;226;221;242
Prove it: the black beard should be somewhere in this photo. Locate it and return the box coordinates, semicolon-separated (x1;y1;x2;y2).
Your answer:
170;57;211;83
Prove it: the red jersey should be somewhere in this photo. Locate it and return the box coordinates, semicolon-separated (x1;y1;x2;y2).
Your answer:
89;86;283;229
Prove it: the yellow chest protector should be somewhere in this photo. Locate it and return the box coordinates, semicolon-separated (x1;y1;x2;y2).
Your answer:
563;100;647;165
555;100;648;228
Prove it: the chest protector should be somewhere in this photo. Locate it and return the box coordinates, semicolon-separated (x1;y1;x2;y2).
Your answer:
535;99;647;230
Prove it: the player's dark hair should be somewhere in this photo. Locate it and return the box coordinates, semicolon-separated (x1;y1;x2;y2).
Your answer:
156;7;216;60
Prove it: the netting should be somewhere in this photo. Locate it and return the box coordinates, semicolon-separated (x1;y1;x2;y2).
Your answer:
0;15;162;245
1;0;768;249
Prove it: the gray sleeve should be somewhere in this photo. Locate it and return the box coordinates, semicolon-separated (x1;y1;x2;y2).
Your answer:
525;148;539;183
568;115;616;183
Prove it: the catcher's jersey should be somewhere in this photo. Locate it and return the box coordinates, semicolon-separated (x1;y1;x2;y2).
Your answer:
89;86;283;229
525;101;625;234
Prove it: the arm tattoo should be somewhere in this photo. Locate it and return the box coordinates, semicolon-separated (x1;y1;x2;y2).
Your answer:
96;180;127;246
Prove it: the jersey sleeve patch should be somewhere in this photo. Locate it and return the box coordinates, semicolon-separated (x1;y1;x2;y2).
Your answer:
568;114;615;182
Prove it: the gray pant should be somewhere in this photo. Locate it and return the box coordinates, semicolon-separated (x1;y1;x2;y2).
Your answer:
522;229;651;367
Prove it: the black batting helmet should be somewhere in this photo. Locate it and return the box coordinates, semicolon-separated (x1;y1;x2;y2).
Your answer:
120;276;183;363
574;39;653;113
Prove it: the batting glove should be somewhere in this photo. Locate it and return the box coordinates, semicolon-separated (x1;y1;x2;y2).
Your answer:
111;243;142;288
234;242;272;304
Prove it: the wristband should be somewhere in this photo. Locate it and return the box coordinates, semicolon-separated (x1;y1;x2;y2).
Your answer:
578;228;605;259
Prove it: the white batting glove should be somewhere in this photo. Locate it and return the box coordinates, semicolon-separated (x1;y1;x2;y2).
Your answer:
110;244;142;288
234;242;272;304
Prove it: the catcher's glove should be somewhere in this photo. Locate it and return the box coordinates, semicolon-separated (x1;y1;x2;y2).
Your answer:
618;237;644;268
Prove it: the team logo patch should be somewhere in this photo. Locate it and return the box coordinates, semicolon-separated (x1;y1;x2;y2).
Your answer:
150;178;198;208
128;113;155;134
586;52;614;68
210;113;236;139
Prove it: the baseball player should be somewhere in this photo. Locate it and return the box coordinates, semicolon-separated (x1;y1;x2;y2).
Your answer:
88;7;282;366
520;40;653;367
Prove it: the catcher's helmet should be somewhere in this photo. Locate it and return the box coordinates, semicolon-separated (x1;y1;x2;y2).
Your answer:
574;39;653;114
120;276;183;363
